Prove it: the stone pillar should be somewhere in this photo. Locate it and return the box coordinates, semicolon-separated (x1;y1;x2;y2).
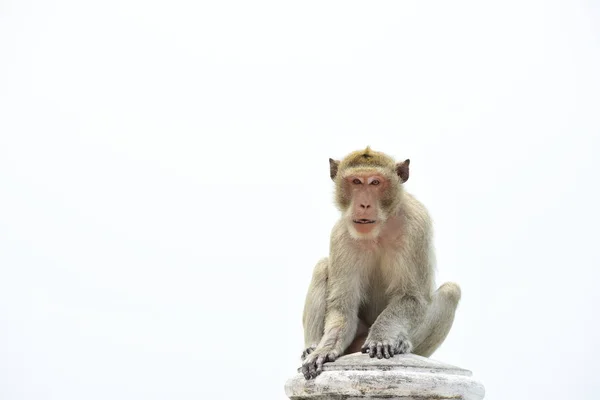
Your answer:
285;353;485;400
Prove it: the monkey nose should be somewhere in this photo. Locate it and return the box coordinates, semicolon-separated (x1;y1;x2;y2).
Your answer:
360;204;371;209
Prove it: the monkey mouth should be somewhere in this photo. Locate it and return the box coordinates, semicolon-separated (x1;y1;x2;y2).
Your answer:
353;219;376;224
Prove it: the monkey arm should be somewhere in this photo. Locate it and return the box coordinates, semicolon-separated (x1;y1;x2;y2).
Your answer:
362;293;427;358
301;301;360;379
318;303;360;354
374;293;427;334
317;231;364;355
302;258;329;351
301;255;362;379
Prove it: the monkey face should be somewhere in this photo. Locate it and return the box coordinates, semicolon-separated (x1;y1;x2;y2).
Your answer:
342;173;393;239
330;148;410;239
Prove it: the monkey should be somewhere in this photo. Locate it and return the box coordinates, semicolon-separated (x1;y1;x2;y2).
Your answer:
300;147;461;380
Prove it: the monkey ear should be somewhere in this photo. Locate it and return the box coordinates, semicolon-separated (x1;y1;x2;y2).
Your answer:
395;159;410;183
329;158;340;180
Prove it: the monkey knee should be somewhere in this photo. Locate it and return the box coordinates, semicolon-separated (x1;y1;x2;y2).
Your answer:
313;258;329;280
315;257;328;270
439;282;461;304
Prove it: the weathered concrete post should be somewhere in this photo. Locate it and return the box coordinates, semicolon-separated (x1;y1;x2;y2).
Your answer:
285;353;485;400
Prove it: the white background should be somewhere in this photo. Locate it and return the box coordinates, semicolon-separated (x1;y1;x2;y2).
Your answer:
1;1;599;399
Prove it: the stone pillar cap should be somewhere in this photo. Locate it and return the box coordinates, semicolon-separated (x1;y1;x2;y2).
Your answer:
285;352;485;399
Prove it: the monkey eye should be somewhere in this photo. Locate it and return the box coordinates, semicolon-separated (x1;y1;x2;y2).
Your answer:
352;178;362;185
371;179;380;185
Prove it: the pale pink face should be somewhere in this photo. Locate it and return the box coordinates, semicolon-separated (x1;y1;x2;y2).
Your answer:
345;173;389;235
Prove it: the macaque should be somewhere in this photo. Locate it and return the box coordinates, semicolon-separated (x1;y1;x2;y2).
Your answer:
300;147;461;379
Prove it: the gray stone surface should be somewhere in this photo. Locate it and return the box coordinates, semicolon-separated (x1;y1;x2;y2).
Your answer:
285;352;485;400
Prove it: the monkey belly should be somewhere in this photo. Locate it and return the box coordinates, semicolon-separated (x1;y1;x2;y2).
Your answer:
358;269;393;326
358;301;386;327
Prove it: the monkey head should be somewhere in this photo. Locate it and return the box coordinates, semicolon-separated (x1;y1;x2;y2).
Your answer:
329;147;409;240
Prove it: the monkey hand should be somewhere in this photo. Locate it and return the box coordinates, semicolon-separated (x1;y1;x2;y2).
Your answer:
301;344;318;361
301;346;340;379
361;331;413;359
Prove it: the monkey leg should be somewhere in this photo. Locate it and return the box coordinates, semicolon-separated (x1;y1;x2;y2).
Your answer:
301;258;328;359
411;282;461;357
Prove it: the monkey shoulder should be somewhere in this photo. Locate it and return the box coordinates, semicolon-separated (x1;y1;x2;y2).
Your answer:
402;192;433;232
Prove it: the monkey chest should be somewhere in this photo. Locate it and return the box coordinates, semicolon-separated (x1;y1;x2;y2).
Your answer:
358;261;401;325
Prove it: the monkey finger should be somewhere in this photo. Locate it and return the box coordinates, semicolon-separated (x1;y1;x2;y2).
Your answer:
307;360;317;379
302;364;311;380
326;351;338;362
302;354;318;379
368;343;377;358
302;347;313;360
315;355;326;375
383;342;391;359
376;343;384;359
